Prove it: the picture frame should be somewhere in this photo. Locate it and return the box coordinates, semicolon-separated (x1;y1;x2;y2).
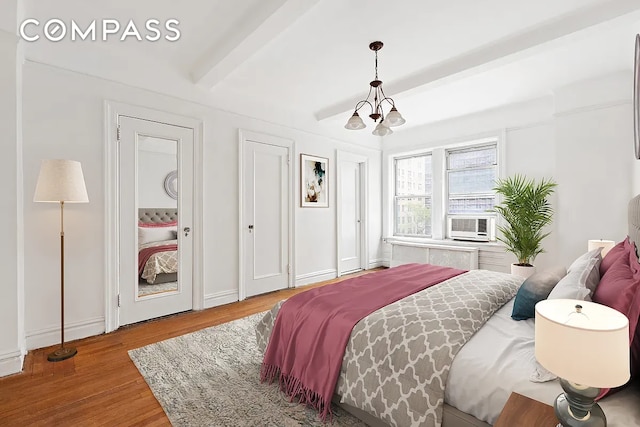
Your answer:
300;154;329;207
634;34;640;159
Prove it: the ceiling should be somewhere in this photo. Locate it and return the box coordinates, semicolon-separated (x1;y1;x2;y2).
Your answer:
11;0;640;143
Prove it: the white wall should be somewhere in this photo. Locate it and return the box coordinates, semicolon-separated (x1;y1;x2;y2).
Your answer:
0;29;25;376
138;149;178;209
503;121;559;268
21;60;382;349
382;71;635;270
554;73;634;264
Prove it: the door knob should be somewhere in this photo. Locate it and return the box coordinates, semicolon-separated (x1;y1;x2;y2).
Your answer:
248;224;254;233
183;227;191;236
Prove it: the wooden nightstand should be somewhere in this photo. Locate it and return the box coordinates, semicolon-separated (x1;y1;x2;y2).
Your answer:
494;392;559;427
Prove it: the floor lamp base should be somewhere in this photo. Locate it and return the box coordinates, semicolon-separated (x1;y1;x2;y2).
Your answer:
47;347;77;362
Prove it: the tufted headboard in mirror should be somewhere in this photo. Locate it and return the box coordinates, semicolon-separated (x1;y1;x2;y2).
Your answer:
138;208;178;224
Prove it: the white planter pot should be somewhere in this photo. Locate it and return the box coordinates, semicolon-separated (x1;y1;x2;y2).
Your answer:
511;264;536;279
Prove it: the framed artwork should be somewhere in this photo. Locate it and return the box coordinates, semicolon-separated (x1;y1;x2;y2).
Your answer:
300;154;328;207
634;34;640;159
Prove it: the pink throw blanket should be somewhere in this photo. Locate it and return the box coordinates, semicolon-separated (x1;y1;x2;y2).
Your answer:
138;244;178;275
260;263;466;421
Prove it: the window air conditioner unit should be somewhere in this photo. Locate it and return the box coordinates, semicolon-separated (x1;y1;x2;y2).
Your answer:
448;216;495;242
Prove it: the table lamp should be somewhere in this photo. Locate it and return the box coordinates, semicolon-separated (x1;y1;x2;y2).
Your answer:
587;240;615;258
535;299;629;427
34;159;89;362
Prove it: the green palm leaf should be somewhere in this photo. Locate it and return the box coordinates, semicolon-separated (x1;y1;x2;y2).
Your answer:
489;175;557;265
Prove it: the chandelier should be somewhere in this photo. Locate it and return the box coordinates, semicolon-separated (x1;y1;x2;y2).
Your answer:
344;41;405;136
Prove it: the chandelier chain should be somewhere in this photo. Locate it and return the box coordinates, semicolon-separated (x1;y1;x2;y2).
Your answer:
375;50;379;80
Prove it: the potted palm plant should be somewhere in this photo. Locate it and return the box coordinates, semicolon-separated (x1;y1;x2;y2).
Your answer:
490;175;557;278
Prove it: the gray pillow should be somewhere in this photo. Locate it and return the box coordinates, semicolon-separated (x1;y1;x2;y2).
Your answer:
511;266;567;320
548;248;602;301
567;248;602;296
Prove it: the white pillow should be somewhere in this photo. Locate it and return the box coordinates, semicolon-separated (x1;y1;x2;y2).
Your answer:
138;226;177;245
547;248;602;301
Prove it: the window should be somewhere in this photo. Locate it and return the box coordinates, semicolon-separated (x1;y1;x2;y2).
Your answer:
390;138;499;240
446;144;497;215
394;154;432;237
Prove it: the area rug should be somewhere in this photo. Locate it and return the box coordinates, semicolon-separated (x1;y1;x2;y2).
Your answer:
138;281;178;297
128;312;367;426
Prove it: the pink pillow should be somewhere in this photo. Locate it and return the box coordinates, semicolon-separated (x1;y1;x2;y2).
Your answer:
628;243;640;379
138;220;177;228
594;244;640;323
633;314;640;379
600;238;629;277
593;240;640;397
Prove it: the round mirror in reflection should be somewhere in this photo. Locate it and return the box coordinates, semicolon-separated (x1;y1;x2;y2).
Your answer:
164;170;178;200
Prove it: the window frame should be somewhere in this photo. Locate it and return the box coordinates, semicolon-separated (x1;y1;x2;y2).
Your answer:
393;152;433;238
387;135;502;242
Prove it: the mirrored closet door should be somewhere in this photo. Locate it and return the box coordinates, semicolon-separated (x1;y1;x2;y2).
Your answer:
118;116;194;325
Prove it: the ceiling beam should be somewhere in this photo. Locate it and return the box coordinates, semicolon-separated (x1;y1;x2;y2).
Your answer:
315;0;640;122
190;0;320;89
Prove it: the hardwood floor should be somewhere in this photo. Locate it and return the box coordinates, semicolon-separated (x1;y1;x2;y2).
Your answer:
0;269;379;426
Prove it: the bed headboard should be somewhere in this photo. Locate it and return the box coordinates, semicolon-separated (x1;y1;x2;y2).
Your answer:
138;208;178;224
629;195;640;258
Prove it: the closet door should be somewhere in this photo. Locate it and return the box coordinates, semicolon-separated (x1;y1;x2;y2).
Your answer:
242;139;290;298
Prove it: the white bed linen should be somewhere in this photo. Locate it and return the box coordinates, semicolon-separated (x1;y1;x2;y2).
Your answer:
445;298;640;426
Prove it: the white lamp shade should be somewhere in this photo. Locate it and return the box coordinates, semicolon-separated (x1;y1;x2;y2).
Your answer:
535;299;629;388
344;112;366;130
34;159;89;203
372;122;393;136
588;239;616;258
384;107;405;127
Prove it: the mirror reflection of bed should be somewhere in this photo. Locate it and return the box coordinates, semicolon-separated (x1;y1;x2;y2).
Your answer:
138;208;179;297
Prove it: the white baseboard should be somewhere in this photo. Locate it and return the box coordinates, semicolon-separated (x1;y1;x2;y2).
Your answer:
368;259;386;269
204;290;238;309
26;317;105;351
0;350;24;377
295;269;337;287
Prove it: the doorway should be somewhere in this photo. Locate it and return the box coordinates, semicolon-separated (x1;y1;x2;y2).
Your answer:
337;151;368;276
105;102;203;332
239;130;294;299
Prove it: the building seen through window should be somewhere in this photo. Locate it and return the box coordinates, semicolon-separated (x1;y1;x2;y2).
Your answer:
447;145;497;215
394;154;432;237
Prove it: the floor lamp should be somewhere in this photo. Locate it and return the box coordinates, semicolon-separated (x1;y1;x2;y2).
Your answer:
34;159;89;362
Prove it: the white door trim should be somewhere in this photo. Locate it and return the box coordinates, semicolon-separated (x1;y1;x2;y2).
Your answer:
104;101;204;333
238;130;295;301
336;150;368;277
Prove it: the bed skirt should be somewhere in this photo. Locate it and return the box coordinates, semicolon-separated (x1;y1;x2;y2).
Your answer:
335;398;490;427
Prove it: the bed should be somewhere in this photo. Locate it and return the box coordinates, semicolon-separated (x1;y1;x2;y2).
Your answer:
256;196;640;427
138;208;179;285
